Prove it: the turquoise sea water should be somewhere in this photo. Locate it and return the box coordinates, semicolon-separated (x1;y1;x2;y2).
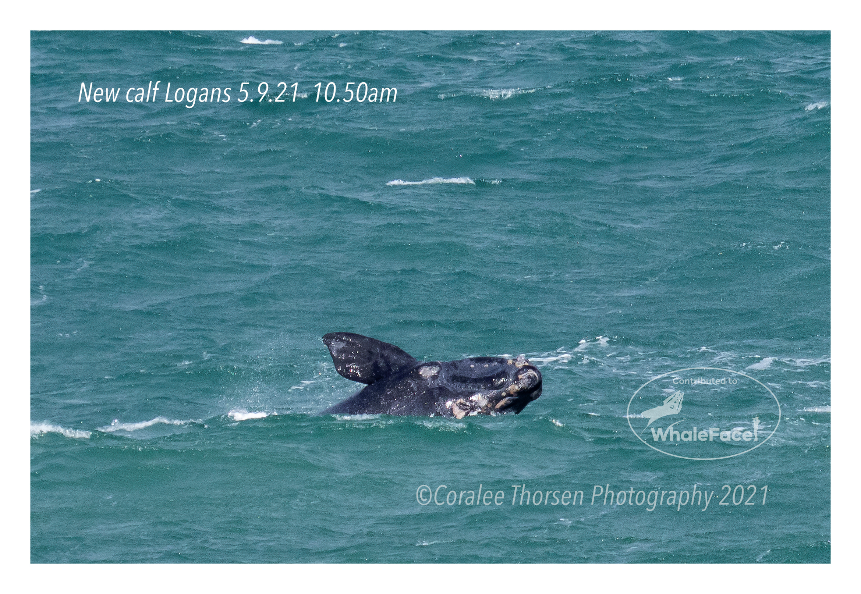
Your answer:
31;31;830;563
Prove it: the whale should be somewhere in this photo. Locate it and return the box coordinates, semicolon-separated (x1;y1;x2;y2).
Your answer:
320;332;542;418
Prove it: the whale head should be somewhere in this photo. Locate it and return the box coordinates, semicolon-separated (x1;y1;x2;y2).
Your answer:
445;355;542;418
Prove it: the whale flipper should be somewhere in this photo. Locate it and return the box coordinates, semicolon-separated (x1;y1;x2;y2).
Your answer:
322;332;418;385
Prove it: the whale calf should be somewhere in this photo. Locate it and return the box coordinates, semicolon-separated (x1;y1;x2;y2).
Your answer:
321;332;542;418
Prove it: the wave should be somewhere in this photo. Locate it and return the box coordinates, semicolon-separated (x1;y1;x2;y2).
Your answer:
240;36;283;45
575;336;610;351
415;418;467;432
530;352;573;365
98;416;199;433
288;380;318;391
30;422;92;439
32;285;48;307
801;406;830;414
228;409;273;421
438;88;539;101
746;357;775;371
745;356;830;372
479;87;537;100
804;101;828;111
782;357;830;368
31;412;268;441
386;177;475;186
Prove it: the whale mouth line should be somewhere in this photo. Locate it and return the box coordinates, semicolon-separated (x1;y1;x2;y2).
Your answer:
447;368;544;417
447;386;538;418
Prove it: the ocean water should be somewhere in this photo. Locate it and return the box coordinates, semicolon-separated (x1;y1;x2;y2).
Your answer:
30;31;830;563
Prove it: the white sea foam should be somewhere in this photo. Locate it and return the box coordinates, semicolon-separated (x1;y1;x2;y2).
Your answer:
228;409;271;421
240;36;283;45
746;357;775;371
31;422;92;439
802;406;831;413
32;285;48;306
804;101;828;111
98;417;196;433
334;414;383;421
386;177;475;186
782;357;830;368
417;418;466;431
531;353;572;365
480;88;536;100
574;336;609;351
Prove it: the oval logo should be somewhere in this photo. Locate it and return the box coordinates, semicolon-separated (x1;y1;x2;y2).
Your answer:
627;367;781;460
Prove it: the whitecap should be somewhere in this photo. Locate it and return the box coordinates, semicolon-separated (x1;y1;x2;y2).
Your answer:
572;336;610;351
228;409;271;421
31;286;48;306
98;416;197;433
801;406;830;413
31;422;91;439
746;357;774;371
240;36;283;45
480;88;536;100
386;177;475;186
783;357;830;367
530;353;572;365
804;101;828;111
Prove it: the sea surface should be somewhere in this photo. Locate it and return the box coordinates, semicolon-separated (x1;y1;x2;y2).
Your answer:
30;31;830;563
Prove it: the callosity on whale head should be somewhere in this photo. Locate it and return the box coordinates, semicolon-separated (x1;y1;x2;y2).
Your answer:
438;355;542;418
320;333;542;418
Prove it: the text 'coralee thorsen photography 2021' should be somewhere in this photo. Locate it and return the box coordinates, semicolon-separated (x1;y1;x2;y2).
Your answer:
416;483;770;512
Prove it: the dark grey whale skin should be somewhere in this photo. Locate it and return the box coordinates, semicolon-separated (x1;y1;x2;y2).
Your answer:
320;333;542;418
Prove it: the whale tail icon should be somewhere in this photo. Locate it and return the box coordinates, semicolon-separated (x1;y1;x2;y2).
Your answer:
640;391;684;429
